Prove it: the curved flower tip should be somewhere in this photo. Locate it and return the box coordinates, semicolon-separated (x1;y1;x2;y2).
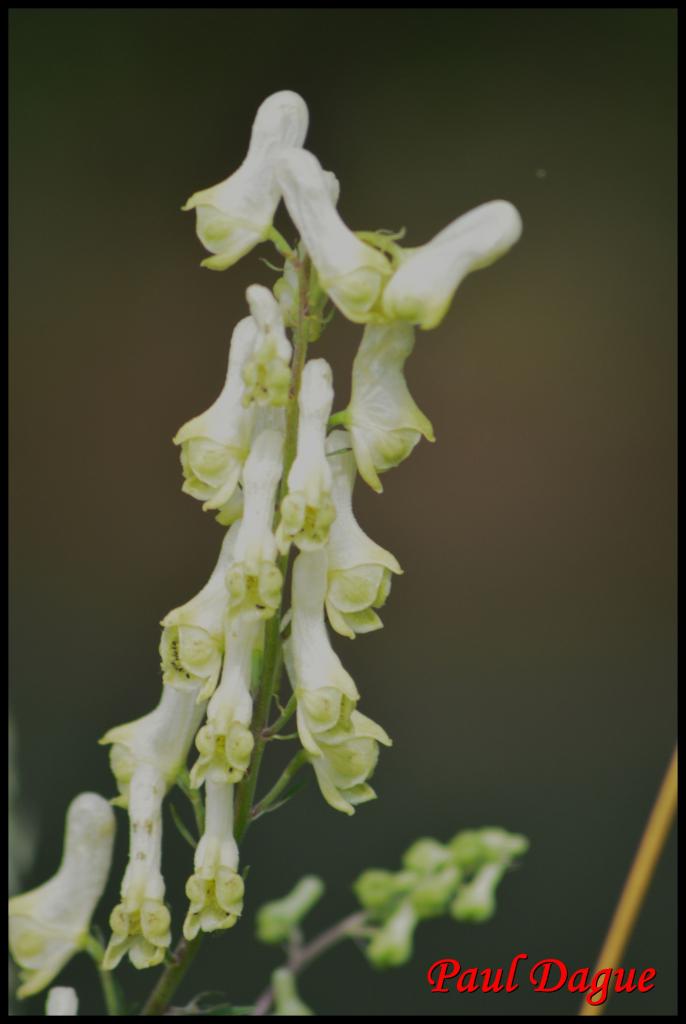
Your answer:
183;91;309;270
276;360;336;554
227;428;284;619
161;521;240;700
275;148;391;323
382;200;522;330
346;321;434;493
9;793;115;999
45;986;79;1016
183;780;244;940
325;430;402;637
244;285;293;408
174;316;257;513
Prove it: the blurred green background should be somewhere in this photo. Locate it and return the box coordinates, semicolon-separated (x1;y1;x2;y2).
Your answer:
9;8;676;1017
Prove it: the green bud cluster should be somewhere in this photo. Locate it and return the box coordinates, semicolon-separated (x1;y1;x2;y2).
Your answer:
355;828;528;968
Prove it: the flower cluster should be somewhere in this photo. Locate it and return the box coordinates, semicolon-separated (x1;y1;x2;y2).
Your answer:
9;87;522;999
106;88;520;957
354;828;529;968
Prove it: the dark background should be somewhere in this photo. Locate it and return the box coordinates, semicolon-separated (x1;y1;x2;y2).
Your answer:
9;8;676;1016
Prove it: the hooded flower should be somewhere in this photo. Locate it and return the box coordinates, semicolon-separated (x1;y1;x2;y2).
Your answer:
160;521;240;700
276;359;336;554
183;91;309;270
99;679;208;970
174;316;257;515
191;612;259;788
344;321;434;493
45;987;79;1016
226;429;284;619
243;285;292;407
382;200;522;330
275;148;391;323
183;778;244;940
103;763;171;970
100;673;209;808
285;549;391;814
324;430;402;637
9;793;115;999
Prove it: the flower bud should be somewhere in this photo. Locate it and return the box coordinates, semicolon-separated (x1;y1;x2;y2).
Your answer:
450;862;506;923
9;793;115;999
256;875;325;944
366;900;418;969
345;322;434;493
402;838;452;874
271;968;314;1016
409;864;461;919
183;91;309;270
353;869;411;915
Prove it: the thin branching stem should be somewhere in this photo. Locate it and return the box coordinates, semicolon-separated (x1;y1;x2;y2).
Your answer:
251;749;308;821
251;910;370;1016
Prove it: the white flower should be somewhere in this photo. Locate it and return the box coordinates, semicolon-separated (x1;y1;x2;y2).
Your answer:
103;763;171;970
286;549;391;815
174;317;257;515
8;793;115;999
183;779;244;940
160;521;240;700
100;676;208;807
191;612;259;788
226;430;284;619
324;430;402;637
344;321;434;493
382;200;522;329
276;359;336;554
183;91;309;270
45;987;79;1016
243;285;293;407
275;148;391;323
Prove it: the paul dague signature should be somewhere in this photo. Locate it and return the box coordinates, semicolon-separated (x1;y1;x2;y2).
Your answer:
427;955;656;1008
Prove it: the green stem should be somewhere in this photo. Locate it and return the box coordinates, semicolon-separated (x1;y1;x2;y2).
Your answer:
251;749;308;821
233;253;311;843
328;410;350;429
264;693;298;738
140;936;202;1017
266;226;296;261
251;911;369;1016
85;935;122;1016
